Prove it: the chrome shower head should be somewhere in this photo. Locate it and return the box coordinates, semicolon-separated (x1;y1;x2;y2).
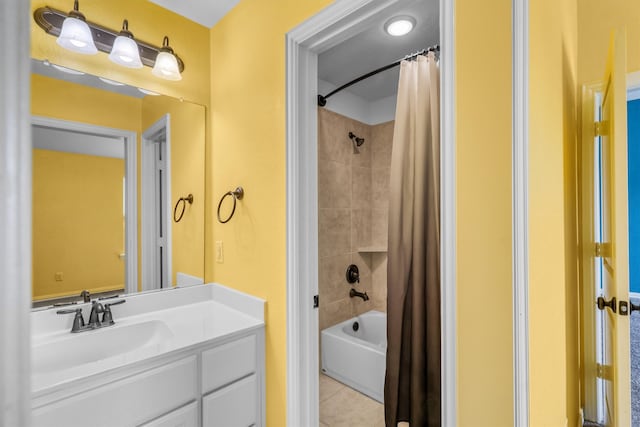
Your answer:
348;131;365;148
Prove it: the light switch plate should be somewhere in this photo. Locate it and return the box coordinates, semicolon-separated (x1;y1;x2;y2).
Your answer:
215;241;224;263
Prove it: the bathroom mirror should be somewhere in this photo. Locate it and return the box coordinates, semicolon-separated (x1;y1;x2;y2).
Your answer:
30;59;206;308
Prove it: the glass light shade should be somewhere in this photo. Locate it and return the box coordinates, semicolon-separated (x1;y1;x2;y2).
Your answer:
152;51;182;81
109;36;143;68
56;17;97;54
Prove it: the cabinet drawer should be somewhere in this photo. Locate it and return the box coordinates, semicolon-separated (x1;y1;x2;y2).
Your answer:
202;374;257;427
138;401;198;427
201;335;255;393
33;356;198;427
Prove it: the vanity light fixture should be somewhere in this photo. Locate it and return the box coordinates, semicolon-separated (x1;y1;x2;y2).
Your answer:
34;6;185;79
152;37;182;81
109;20;143;69
56;0;97;54
384;16;416;37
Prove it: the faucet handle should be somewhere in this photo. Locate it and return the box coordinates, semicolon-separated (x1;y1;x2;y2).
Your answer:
56;307;82;315
102;299;126;326
56;308;85;332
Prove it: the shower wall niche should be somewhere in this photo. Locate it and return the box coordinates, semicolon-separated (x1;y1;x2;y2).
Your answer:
318;107;394;331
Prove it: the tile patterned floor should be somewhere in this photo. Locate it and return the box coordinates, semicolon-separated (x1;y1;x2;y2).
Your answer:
320;373;385;427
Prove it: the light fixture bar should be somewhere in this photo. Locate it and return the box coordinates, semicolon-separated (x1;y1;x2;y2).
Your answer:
34;6;184;73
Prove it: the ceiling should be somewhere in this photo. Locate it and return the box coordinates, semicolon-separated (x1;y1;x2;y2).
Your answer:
147;0;241;28
318;0;439;103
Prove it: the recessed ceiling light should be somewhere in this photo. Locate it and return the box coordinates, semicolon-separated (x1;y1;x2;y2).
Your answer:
384;16;416;37
99;77;125;86
52;64;85;75
138;88;160;96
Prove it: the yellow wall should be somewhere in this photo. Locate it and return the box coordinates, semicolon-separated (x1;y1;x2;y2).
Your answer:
455;0;514;425
142;96;206;285
529;0;580;425
578;0;640;84
30;0;211;106
33;150;124;300
208;1;334;424
210;0;515;425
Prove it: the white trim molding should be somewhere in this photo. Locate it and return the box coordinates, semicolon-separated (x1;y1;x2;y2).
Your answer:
31;116;139;296
285;0;456;425
513;0;530;425
0;0;32;425
440;0;457;425
141;114;172;291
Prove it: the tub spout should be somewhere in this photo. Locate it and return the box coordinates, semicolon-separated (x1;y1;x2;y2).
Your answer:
349;288;369;301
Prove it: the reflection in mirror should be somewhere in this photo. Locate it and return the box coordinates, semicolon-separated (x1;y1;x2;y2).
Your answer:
31;59;205;308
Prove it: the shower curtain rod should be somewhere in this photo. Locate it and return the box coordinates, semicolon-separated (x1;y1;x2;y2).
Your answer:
317;44;439;107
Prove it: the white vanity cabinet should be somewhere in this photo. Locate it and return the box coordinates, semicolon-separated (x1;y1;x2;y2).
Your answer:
32;328;265;427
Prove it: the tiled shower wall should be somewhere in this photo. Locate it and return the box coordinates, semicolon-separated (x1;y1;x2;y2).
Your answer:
318;108;394;331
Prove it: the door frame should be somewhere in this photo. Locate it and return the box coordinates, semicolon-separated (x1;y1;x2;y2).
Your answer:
285;0;457;425
31;116;138;295
512;0;530;425
0;0;31;424
141;114;172;291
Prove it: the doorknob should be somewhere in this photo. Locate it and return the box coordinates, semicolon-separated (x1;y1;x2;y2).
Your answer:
631;300;640;314
597;296;617;313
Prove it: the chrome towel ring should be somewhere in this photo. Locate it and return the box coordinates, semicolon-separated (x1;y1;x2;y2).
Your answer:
173;194;194;223
217;187;244;224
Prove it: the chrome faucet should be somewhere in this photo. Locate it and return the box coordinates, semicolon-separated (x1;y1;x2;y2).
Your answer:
349;288;369;301
57;299;126;333
88;301;105;328
80;289;91;303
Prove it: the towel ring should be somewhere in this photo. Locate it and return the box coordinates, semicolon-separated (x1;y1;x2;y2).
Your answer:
217;187;244;224
173;194;194;223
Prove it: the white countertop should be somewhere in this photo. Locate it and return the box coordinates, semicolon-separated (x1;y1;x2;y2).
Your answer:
31;283;265;394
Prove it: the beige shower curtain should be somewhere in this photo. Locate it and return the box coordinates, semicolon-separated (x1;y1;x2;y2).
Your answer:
385;53;440;427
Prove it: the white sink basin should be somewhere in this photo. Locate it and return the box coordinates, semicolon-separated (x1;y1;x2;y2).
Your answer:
32;320;173;374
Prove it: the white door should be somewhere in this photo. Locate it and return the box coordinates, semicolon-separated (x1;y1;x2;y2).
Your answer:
594;29;631;427
142;115;172;291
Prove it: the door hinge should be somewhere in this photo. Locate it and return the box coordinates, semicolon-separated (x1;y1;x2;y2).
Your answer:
594;120;609;137
594;242;611;257
313;295;319;308
596;363;613;381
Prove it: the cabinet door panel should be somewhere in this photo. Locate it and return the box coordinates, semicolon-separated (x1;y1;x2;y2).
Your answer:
202;374;257;427
138;401;198;427
201;335;256;393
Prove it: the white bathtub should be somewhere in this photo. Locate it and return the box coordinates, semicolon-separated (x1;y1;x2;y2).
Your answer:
321;310;386;402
